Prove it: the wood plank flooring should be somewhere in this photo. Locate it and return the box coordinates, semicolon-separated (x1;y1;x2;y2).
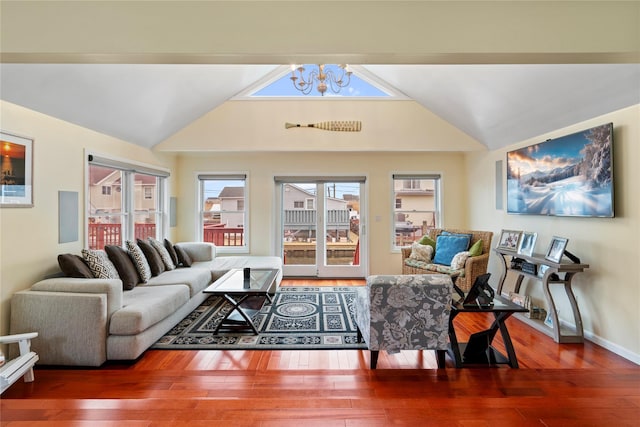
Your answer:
2;278;639;426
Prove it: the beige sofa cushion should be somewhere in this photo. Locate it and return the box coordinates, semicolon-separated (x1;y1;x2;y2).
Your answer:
110;285;190;335
143;267;212;297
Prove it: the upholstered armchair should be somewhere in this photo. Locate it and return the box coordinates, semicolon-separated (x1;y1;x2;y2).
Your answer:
354;274;453;369
402;228;493;292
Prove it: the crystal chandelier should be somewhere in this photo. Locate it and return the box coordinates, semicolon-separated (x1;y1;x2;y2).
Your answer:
290;64;353;96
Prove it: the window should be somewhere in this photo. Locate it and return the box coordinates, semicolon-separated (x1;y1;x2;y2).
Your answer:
87;155;169;250
198;173;248;252
392;174;440;250
403;179;421;190
293;201;304;209
306;198;314;210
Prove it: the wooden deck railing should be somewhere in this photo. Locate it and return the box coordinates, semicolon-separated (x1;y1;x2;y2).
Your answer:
203;224;244;246
88;223;156;249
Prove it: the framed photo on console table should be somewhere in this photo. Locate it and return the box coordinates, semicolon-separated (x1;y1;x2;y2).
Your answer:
517;232;537;257
545;236;568;263
497;229;522;252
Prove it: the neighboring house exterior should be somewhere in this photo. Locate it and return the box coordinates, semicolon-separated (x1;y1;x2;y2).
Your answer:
218;186;244;228
283;183;351;241
394;179;436;240
89;167;158;223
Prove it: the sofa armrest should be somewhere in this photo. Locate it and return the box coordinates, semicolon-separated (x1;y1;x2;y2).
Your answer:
10;290;109;366
31;277;123;318
175;242;216;262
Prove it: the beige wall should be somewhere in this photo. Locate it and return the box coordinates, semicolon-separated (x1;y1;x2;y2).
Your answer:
173;151;469;274
0;101;177;336
465;104;640;363
156;100;484;153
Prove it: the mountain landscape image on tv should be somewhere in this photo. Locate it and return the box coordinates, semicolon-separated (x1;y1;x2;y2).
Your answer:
507;123;614;217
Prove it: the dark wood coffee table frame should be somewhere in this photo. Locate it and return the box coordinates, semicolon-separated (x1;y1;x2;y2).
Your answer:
203;268;278;335
448;296;528;368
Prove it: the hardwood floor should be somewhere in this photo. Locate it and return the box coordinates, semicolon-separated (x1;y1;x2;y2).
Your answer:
2;278;639;426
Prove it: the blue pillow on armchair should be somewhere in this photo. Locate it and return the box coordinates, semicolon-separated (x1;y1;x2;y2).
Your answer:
433;234;471;265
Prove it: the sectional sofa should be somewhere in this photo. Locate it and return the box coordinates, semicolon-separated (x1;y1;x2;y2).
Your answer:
9;241;282;366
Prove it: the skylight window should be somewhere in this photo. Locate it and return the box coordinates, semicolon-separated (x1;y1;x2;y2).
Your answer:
247;65;393;98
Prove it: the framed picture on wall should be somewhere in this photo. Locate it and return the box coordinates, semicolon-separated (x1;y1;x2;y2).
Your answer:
1;131;34;207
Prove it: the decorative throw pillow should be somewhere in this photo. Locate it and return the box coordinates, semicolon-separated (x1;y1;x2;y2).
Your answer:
418;235;437;251
164;238;179;266
450;251;470;270
468;239;483;257
409;242;433;262
174;245;193;267
440;231;473;249
105;245;140;290
57;253;94;278
126;240;152;283
433;234;471;266
137;238;165;277
149;238;176;270
81;249;119;280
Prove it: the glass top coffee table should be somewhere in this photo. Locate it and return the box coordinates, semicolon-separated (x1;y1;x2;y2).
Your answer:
203;268;278;335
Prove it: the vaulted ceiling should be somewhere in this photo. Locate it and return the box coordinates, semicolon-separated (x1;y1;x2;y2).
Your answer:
1;1;639;152
1;63;638;150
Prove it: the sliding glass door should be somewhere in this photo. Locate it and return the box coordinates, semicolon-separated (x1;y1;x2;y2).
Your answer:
276;178;366;278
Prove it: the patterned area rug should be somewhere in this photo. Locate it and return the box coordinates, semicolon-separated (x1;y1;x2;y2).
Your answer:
152;286;367;350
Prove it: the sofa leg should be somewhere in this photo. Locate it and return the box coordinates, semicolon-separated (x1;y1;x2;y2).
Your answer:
436;350;446;368
370;351;379;369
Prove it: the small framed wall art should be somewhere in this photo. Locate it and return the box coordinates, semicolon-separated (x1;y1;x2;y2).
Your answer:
497;229;522;252
1;131;34;207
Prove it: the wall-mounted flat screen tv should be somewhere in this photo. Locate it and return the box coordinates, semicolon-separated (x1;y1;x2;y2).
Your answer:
507;122;614;217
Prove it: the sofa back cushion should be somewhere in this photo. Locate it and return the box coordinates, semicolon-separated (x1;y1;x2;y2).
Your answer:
58;253;94;278
164;239;179;265
81;249;120;279
149;238;176;270
174;245;193;267
126;240;152;283
137;238;165;277
105;245;140;290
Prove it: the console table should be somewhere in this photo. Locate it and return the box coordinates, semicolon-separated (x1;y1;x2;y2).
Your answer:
494;248;589;343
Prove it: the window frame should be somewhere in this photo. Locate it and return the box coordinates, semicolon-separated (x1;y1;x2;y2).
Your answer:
391;173;442;252
197;172;249;254
85;152;169;250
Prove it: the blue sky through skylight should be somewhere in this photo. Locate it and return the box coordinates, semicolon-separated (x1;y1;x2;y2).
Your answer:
252;64;390;97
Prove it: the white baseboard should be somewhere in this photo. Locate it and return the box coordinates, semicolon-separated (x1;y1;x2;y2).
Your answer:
558;319;640;365
582;329;640;365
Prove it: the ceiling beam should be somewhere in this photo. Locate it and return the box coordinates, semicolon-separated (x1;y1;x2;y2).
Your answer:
1;1;639;64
